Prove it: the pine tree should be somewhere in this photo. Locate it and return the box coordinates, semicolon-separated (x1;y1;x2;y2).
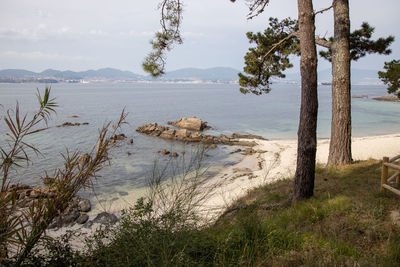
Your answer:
378;60;400;97
239;8;393;166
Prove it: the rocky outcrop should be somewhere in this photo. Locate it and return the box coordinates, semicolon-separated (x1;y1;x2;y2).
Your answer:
231;133;268;141
167;116;210;131
373;95;400;102
352;94;368;99
57;122;89;127
4;184;94;229
158;149;179;157
136;122;258;147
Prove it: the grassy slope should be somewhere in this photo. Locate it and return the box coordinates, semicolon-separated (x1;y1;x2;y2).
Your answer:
215;160;400;266
39;160;400;266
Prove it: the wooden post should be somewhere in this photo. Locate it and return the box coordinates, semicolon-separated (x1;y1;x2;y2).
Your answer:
381;157;389;191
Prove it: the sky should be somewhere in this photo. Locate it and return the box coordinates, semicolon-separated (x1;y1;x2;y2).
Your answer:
0;0;399;75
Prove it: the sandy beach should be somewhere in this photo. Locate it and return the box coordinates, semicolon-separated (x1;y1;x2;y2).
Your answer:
48;133;400;244
201;133;400;218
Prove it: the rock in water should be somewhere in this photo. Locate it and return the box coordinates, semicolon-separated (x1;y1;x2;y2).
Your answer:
78;199;91;212
168;116;210;131
158;149;170;155
76;214;89;224
232;133;268;140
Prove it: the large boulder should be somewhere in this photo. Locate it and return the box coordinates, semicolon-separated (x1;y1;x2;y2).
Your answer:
175;129;189;140
168;116;209;131
160;129;176;139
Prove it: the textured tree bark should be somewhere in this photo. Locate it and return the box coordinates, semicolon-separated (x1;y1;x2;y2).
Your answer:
328;0;352;166
292;0;318;201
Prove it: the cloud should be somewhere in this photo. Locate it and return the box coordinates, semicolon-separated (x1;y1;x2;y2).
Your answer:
89;29;108;36
0;25;80;41
0;51;90;62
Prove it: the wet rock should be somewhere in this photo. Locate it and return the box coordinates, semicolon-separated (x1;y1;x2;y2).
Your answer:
111;133;126;141
158;149;170;155
93;212;118;225
136;122;259;147
190;132;202;142
352;94;368;99
58;122;73;127
175;129;189;140
57;121;89;127
219;135;231;144
232;140;258;147
244;148;256;155
63;211;80;225
231;149;242;154
78;199;91;212
232;133;268;141
76;214;89;224
160;129;176;139
168;116;210;131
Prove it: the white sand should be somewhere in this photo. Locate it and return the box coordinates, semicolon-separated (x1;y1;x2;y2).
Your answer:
201;133;400;218
48;133;400;243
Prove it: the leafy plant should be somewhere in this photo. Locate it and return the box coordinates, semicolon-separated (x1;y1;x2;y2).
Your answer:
0;87;127;265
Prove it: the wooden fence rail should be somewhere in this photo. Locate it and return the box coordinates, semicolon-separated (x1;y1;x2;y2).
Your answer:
381;156;400;196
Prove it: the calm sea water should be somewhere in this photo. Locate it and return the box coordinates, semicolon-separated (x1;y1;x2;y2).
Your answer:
0;82;399;207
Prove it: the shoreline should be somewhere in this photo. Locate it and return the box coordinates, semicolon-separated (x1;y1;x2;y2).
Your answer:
199;133;400;219
47;133;400;244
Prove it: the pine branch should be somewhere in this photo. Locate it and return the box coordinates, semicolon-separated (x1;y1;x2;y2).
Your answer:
314;5;333;16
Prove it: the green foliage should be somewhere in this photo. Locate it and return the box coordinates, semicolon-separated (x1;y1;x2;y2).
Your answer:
320;22;394;62
21;160;400;265
240;18;394;94
239;17;299;95
0;88;127;265
143;0;183;77
378;59;400;97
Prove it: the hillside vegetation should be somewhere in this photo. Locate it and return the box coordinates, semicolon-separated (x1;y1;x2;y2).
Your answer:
26;160;400;266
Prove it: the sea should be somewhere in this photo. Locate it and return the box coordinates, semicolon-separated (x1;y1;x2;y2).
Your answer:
1;82;399;210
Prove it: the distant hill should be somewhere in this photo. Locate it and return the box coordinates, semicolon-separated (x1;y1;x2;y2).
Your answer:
0;69;38;78
0;67;239;82
0;67;382;85
0;68;144;81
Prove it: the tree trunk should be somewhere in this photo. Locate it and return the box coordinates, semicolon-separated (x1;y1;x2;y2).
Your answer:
292;0;318;201
327;0;352;166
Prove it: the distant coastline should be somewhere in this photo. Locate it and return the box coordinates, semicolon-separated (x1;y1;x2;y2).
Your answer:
0;67;385;86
